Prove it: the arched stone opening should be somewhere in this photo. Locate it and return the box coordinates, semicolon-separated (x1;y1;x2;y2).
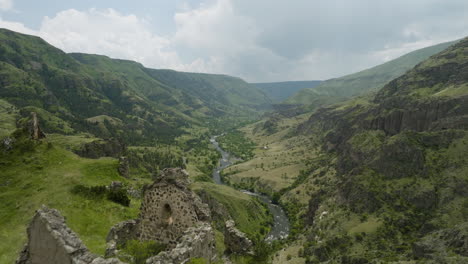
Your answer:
162;203;173;225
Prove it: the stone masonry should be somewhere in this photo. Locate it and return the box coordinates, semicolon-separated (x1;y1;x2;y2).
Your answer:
16;205;124;264
137;168;210;246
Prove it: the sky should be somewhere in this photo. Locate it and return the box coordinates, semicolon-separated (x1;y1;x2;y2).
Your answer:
0;0;467;82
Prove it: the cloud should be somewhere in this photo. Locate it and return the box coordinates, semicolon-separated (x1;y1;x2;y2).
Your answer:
0;0;468;82
170;0;468;81
0;0;13;11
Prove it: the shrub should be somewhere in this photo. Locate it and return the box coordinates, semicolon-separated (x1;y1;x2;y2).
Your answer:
120;240;166;264
71;184;131;206
107;188;131;207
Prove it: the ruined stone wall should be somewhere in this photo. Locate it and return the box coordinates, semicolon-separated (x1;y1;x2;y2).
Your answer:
146;223;216;264
138;183;199;245
17;206;124;264
137;168;210;246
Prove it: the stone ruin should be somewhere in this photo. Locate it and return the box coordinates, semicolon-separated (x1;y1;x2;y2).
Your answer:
137;168;211;245
16;205;124;264
106;168;215;263
16;168;254;263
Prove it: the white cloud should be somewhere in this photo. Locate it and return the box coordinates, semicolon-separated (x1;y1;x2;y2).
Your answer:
39;8;185;70
0;0;467;82
0;0;13;11
0;8;193;72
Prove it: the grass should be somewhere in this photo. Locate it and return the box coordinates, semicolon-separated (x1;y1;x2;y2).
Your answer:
222;114;316;194
191;182;272;240
0;138;140;263
0;99;18;138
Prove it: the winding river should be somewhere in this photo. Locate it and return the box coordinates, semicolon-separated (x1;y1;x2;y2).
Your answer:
210;136;290;241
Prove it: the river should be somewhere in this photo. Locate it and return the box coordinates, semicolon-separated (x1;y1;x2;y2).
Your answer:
210;136;290;241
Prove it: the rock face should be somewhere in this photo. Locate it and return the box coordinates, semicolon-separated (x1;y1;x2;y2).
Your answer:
223;220;253;255
29;112;45;140
137;168;210;246
17;205;125;264
146;223;216;264
117;157;130;178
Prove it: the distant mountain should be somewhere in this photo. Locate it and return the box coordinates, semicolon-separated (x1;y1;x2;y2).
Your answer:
252;80;322;102
286;40;457;105
0;28;270;144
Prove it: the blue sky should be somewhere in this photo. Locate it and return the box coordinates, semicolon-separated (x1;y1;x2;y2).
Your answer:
1;0;467;82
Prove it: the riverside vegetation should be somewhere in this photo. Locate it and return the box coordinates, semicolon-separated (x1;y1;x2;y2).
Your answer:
0;27;467;264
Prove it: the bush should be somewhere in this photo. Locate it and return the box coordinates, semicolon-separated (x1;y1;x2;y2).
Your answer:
71;184;107;198
107;188;131;207
120;240;166;264
71;184;131;206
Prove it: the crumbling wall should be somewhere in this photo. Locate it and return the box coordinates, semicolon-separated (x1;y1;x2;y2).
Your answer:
146;223;216;264
16;205;124;264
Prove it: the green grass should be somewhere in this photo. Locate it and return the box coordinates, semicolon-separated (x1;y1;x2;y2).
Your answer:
0;99;18;138
0;139;140;263
46;133;97;151
192;182;272;240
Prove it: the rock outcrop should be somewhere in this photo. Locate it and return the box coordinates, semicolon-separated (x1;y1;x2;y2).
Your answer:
146;223;216;264
17;205;124;264
223;220;253;255
29;112;45;140
117;156;130;178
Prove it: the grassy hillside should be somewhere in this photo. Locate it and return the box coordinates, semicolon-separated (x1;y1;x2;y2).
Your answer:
0;28;271;145
252;81;322;103
286;40;456;106
236;36;468;263
0;28;276;263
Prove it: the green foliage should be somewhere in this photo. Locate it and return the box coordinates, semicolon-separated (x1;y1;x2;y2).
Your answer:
71;184;107;198
127;146;185;177
71;184;130;207
0;28;271;146
218;130;256;160
187;258;208;264
192;182;271;240
107;188;131;207
119;240;166;264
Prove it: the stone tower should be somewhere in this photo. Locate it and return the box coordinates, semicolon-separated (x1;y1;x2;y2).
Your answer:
137;168;210;246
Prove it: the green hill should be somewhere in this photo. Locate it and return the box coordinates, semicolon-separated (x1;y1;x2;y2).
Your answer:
286;40;456;106
252;80;322;103
0;28;273;263
0;28;270;145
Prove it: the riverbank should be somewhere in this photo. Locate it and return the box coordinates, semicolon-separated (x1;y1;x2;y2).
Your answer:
210;136;290;241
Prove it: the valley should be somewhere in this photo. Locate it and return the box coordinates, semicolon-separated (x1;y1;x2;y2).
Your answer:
0;27;467;264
